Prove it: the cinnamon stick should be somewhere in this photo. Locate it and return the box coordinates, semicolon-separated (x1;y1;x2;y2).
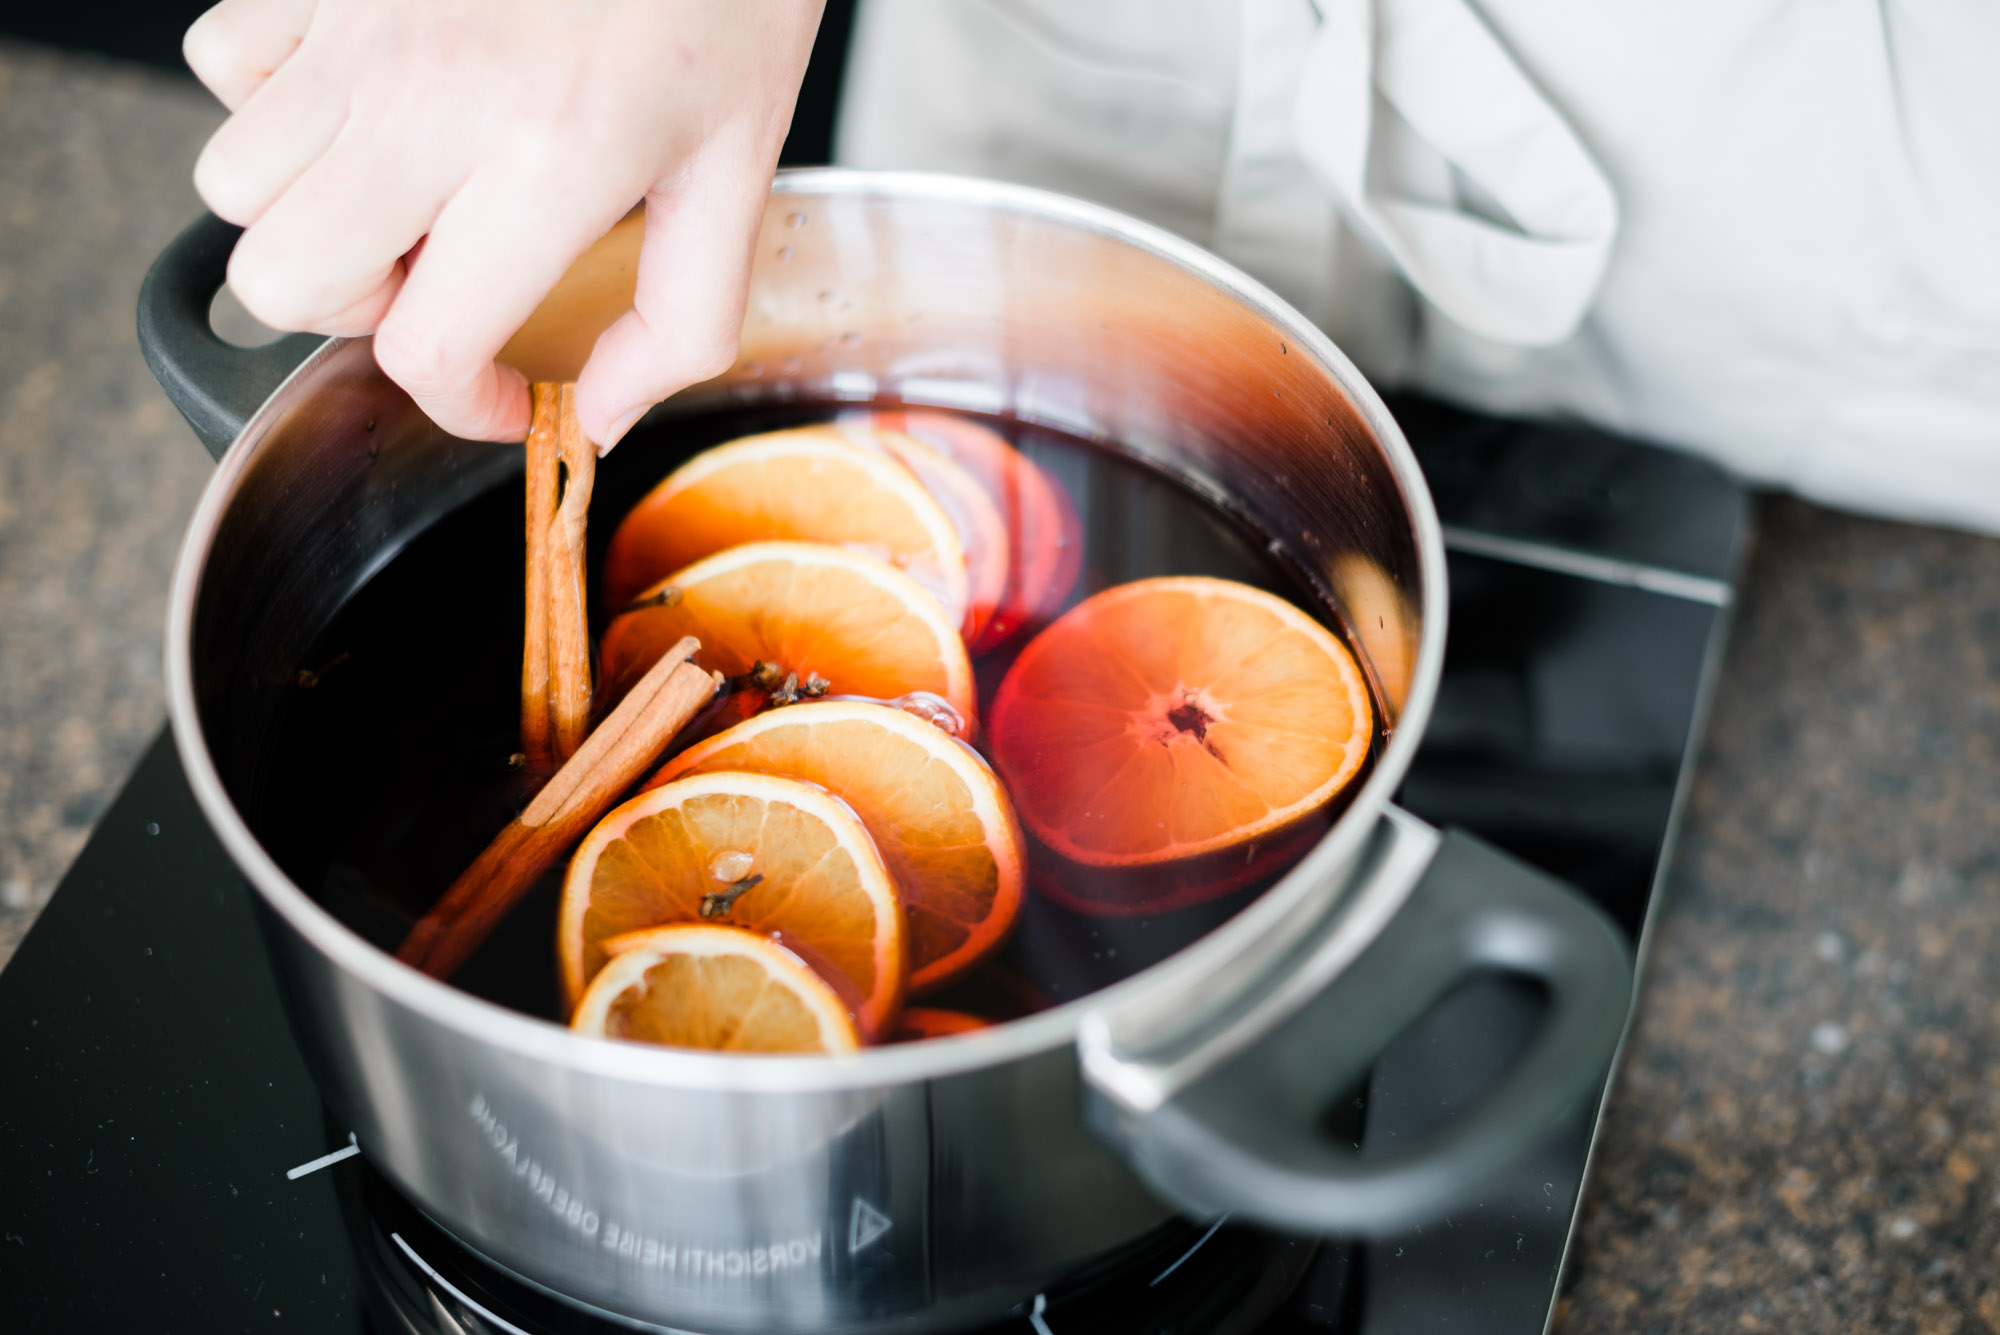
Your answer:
547;384;595;759
399;636;720;980
520;384;559;766
521;383;595;768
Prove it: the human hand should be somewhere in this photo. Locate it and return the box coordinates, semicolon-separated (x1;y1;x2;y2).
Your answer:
184;0;824;447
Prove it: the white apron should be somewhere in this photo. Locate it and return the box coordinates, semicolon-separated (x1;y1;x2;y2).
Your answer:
836;0;2000;536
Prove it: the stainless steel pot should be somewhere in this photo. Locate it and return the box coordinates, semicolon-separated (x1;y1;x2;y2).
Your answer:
138;170;1632;1334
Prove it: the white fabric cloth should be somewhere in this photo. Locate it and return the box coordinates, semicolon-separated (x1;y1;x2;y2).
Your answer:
836;0;2000;535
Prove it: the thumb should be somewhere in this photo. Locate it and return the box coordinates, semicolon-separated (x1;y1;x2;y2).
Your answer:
573;151;772;450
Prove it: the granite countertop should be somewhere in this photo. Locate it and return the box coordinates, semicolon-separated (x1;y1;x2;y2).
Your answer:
1558;499;2000;1335
0;43;219;962
3;37;1997;1335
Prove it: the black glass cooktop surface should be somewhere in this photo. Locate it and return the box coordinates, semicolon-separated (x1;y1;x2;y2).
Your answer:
0;396;1748;1333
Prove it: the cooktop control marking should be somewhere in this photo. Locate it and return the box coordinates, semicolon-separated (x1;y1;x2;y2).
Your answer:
848;1198;892;1254
284;1133;359;1180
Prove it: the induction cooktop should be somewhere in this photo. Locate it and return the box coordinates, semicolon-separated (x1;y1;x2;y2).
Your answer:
0;394;1748;1334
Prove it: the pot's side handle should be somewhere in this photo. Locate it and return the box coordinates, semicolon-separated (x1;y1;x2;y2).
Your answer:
136;212;325;461
1082;817;1632;1236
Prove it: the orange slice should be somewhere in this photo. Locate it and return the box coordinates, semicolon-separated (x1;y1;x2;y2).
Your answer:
571;924;860;1055
989;576;1373;866
598;542;978;726
873;434;1008;644
860;408;1082;653
892;1007;991;1042
559;770;906;1039
602;426;969;624
651;700;1025;992
831;417;1011;644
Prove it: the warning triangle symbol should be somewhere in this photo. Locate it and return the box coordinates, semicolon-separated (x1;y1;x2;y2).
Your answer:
849;1197;893;1254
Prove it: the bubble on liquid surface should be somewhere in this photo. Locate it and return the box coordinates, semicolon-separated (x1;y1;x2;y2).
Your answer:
786;212;807;229
892;692;966;737
709;850;755;883
776;246;794;263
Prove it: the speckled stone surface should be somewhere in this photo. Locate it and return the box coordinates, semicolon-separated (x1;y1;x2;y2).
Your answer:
0;42;222;964
5;35;2000;1335
1556;499;2000;1335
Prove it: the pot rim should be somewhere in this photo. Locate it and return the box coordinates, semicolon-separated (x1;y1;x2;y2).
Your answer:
163;167;1448;1094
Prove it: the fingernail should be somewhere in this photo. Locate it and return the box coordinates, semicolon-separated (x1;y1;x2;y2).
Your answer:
598;407;648;456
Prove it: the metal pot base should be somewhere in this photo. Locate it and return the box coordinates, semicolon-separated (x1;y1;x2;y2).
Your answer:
342;1145;1321;1335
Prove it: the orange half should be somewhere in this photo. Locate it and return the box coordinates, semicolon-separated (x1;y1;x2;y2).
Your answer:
989;576;1373;866
598;542;978;725
651;700;1025;992
602;426;969;623
559;770;906;1039
572;924;860;1055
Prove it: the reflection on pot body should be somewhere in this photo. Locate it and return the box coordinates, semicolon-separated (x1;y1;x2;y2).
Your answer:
1330;553;1420;718
256;780;1175;1331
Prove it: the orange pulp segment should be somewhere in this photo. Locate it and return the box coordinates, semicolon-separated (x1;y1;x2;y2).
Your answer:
989;576;1373;865
597;542;978;725
601;426;969;624
651;700;1025;992
571;924;860;1055
559;770;905;1039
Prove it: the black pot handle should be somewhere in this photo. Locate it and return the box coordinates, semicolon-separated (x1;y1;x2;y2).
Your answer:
136;212;325;460
1084;816;1632;1235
